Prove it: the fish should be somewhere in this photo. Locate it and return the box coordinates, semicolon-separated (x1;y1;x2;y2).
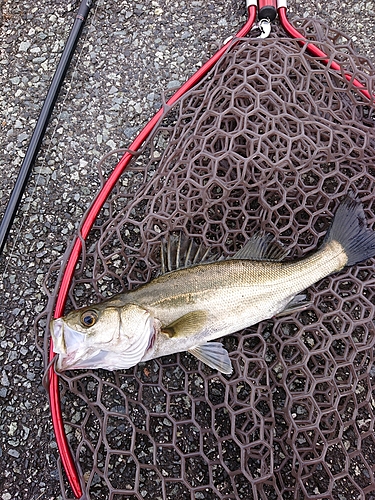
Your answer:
51;195;375;374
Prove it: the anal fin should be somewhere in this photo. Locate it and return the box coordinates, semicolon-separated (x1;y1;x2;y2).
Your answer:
276;294;312;317
189;342;233;374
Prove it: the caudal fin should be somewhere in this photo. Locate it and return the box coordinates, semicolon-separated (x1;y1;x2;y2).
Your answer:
324;195;375;266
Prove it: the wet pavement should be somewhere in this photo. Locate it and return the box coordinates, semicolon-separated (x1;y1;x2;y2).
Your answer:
0;1;374;498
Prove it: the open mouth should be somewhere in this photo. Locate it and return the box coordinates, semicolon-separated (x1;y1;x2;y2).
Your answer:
50;318;88;371
51;318;87;350
54;350;80;372
56;348;105;371
50;318;67;355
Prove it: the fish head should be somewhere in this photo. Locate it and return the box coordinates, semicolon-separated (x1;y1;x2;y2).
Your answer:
51;303;159;371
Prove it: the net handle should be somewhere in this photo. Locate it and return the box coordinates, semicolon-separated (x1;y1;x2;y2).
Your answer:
48;6;258;498
0;0;93;256
258;0;278;21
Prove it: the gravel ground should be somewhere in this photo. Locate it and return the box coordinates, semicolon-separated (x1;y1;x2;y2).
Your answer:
0;1;374;499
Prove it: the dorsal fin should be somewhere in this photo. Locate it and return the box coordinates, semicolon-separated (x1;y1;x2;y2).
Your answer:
232;233;289;262
160;233;217;273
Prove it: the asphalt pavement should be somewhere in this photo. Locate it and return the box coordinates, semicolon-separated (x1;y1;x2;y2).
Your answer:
0;1;374;499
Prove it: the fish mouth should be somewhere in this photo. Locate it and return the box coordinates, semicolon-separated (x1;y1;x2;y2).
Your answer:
51;315;158;372
50;318;67;355
56;347;103;371
55;351;79;372
50;318;88;371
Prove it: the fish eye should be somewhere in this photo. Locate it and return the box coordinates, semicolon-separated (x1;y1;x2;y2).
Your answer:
80;310;98;327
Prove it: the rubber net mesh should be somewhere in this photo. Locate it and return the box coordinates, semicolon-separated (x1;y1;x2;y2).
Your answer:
36;17;375;500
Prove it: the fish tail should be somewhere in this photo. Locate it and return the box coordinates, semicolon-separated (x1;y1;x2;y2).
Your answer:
324;195;375;266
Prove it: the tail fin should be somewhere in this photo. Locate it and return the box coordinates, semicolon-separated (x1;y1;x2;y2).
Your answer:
324;195;375;266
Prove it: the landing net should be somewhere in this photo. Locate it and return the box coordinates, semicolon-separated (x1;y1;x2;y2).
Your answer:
37;17;375;499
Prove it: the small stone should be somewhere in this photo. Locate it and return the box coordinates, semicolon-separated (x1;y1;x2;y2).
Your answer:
124;126;139;139
1;371;9;387
17;132;29;143
7;351;18;363
19;41;31;52
167;80;181;89
22;426;30;440
8;449;20;458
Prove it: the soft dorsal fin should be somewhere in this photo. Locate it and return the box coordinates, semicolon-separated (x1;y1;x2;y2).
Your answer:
160;233;217;273
189;342;233;374
232;233;289;262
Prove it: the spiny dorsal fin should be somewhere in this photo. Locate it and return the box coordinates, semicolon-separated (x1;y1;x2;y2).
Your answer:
162;311;208;338
160;233;217;273
189;342;233;374
232;233;289;262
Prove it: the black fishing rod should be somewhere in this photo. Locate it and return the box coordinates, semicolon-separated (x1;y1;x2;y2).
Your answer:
0;0;93;256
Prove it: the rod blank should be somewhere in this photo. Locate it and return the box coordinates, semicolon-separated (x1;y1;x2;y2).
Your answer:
0;0;93;256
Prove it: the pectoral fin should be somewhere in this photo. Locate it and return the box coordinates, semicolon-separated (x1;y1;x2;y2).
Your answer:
189;342;233;374
162;311;208;338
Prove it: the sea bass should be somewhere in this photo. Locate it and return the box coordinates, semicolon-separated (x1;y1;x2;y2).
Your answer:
51;196;375;374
